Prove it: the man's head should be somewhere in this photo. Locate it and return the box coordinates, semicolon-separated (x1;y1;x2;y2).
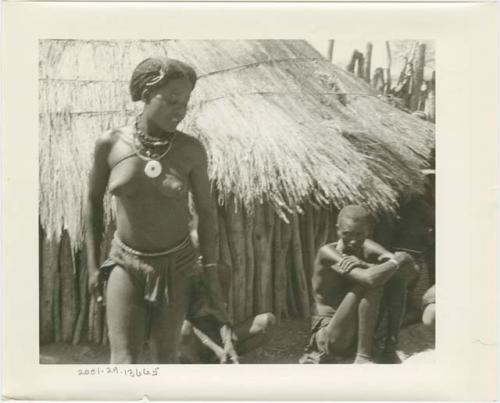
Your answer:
336;205;372;254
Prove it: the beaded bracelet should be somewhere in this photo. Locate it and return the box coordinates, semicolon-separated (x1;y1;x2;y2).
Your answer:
202;263;220;269
388;258;399;268
197;256;221;269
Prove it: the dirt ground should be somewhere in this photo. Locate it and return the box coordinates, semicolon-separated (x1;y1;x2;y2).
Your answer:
40;319;434;365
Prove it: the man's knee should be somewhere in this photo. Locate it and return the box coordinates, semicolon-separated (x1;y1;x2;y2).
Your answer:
422;304;435;328
253;313;276;333
323;329;353;354
181;320;194;337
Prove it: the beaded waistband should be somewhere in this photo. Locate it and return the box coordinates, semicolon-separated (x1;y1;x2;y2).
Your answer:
113;233;192;258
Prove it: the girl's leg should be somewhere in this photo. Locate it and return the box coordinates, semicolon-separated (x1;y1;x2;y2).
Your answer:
106;266;147;364
149;272;191;363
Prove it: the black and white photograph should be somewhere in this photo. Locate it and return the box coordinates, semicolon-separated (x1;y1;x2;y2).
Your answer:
38;39;436;365
1;1;497;400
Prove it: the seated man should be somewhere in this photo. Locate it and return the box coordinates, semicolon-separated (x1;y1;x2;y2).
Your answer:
179;260;275;364
300;205;414;364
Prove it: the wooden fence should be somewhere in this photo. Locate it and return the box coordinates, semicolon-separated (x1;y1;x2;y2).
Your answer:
344;41;435;122
39;201;343;345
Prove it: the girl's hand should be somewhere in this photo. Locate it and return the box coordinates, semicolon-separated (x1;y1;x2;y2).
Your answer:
88;269;105;304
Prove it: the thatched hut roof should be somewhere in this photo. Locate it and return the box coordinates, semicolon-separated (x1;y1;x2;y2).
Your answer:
39;39;434;247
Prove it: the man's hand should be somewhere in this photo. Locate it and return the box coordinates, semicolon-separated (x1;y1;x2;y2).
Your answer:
337;255;369;273
219;325;239;364
379;251;413;271
378;252;394;263
393;251;411;266
393;251;420;278
88;269;104;304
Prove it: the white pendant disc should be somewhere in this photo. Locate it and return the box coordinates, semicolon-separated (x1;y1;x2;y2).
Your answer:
144;160;162;178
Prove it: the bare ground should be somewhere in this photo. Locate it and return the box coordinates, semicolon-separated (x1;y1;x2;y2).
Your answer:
40;319;434;365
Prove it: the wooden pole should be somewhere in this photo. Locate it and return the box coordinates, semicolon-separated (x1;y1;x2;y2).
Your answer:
272;217;282;317
300;204;315;300
425;70;436;123
347;50;363;75
347;50;356;73
218;210;233;318
315;209;330;251
253;203;275;314
264;204;276;312
243;208;256;318
224;198;247;323
53;262;62;343
59;231;78;342
291;214;311;317
40;235;60;344
218;210;232;267
312;206;321;240
87;298;95;342
327;40;335;62
286;256;299;317
364;42;373;83
402;42;418;109
253;204;264;314
281;220;293;317
102;319;109;346
372;67;385;93
282;251;292;319
410;43;426;111
273;218;293;321
212;194;220;268
72;250;89;345
356;54;365;79
327;207;339;243
385;41;392;94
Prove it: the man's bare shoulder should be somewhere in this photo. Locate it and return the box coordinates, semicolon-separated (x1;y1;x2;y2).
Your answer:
314;242;342;272
316;242;339;259
318;242;340;255
312;243;345;293
363;239;393;261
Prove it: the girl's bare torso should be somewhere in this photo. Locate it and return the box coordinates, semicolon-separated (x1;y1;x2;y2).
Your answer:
107;126;197;252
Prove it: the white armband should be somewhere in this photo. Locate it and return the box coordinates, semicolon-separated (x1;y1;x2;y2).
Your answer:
388;258;399;268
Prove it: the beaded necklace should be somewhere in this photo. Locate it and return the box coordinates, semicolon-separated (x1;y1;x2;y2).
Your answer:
133;114;177;178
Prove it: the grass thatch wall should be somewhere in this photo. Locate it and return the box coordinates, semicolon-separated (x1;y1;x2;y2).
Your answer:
39;40;434;345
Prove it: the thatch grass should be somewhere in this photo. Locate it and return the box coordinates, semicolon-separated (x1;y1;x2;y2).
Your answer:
39;39;434;248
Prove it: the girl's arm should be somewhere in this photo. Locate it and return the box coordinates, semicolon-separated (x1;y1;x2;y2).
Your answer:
85;132;112;301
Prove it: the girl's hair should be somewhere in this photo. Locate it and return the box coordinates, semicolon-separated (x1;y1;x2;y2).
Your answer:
129;57;197;102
